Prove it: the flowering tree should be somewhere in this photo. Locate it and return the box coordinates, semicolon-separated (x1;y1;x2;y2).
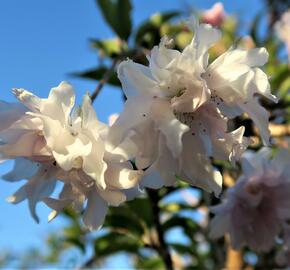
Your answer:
1;1;290;269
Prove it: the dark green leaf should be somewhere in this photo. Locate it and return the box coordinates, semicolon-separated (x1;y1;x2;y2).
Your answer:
94;232;142;257
127;197;154;227
72;67;120;87
91;38;122;57
135;11;180;46
105;206;145;236
96;0;132;40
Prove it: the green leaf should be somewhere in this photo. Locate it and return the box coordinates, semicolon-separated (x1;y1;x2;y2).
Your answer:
94;232;142;258
96;0;132;40
170;243;194;255
127;197;154;227
135;11;180;46
72;66;120;87
135;256;164;269
64;237;86;253
105;206;145;236
91;38;122;57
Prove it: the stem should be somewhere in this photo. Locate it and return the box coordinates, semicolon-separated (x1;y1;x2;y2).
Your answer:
146;188;174;270
225;235;243;270
90;58;119;102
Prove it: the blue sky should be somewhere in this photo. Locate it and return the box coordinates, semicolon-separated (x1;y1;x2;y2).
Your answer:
0;0;264;266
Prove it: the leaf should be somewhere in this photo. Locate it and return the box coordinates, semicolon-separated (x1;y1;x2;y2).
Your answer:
249;12;263;45
64;237;86;253
127;197;154;227
72;67;120;87
162;216;198;240
105;206;145;236
135;256;164;269
96;0;132;40
135;11;180;46
94;232;142;258
170;243;194;255
91;38;122;58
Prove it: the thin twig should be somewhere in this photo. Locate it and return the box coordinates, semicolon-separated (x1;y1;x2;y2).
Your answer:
146;188;174;270
90;58;119;103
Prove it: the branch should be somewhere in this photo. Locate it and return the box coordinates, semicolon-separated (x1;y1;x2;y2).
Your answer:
90;58;119;102
146;188;174;270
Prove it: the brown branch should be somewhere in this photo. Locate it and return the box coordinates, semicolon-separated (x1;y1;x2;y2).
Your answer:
146;188;174;270
90;58;119;103
269;123;290;137
225;235;243;270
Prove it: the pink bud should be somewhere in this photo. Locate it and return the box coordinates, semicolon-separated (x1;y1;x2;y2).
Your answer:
201;2;225;27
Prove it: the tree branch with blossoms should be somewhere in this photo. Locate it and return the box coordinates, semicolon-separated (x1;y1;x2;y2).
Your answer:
1;1;290;269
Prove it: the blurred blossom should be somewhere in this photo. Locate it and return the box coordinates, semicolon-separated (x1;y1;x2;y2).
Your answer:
210;148;290;251
201;3;225;27
275;9;290;61
0;82;142;229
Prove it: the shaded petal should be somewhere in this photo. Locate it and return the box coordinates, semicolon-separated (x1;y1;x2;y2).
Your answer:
0;101;27;131
105;161;143;189
83;190;108;230
118;60;159;98
2;158;38;182
239;99;271;145
150;98;189;158
7;165;57;223
40;81;75;123
98;188;126;206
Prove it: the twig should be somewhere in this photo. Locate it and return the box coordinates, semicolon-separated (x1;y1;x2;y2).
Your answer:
76;255;96;270
225;235;243;270
146;188;174;270
90;58;119;103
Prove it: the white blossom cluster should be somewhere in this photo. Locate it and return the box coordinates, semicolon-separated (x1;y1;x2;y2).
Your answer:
0;21;278;231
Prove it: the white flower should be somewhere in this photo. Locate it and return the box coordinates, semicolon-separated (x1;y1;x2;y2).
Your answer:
108;22;254;195
210;148;290;251
0;82;143;229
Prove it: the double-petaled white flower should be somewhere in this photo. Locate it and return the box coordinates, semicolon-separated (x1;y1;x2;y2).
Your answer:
108;21;271;195
0;82;142;229
210;148;290;251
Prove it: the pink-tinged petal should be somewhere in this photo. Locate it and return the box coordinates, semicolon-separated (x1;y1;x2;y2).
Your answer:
107;96;152;150
0;131;45;158
209;214;229;239
201;2;225;27
181;132;222;196
0;101;27;132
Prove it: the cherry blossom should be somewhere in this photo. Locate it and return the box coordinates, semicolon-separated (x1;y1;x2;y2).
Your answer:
210;148;290;251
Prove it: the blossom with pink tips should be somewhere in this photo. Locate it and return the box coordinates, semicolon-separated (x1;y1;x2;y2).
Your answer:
210;148;290;251
201;3;225;27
